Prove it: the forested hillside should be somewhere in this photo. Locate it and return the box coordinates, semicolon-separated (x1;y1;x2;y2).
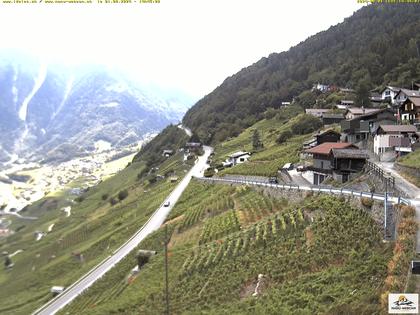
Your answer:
183;4;420;143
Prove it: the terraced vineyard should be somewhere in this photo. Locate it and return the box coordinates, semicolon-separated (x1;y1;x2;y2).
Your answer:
59;182;411;315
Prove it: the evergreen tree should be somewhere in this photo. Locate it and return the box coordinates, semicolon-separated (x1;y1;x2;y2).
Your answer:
252;129;263;150
355;80;371;107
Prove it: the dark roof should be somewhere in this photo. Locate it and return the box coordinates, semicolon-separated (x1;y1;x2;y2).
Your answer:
348;108;394;122
394;89;420;99
331;148;369;159
377;125;417;134
306;142;355;155
380;86;402;94
346;107;381;116
404;97;420;107
322;114;345;119
316;129;341;136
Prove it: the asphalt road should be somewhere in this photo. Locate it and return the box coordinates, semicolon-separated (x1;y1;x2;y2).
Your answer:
33;145;212;315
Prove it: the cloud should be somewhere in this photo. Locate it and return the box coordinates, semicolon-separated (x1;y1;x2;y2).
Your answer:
0;0;364;97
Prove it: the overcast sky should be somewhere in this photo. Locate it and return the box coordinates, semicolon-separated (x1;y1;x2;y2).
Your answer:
0;0;364;98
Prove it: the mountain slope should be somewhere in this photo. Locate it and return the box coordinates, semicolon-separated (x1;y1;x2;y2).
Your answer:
0;54;193;166
183;4;420;143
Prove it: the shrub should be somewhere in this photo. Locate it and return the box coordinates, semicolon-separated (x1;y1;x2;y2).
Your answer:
118;189;129;201
75;196;85;203
401;205;415;219
109;197;118;206
291;114;322;135
361;197;374;208
204;168;215;177
276;130;292;144
101;193;109;201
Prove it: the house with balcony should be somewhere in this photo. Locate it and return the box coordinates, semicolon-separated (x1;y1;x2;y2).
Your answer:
374;124;418;158
341;108;396;146
393;89;420;105
398;96;420;125
380;86;403;105
305;142;369;184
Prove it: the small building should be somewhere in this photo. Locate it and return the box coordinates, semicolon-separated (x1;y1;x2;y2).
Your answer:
162;149;174;157
313;83;330;93
339;100;354;107
305;142;368;184
315;129;341;145
330;148;369;182
374;125;418;157
226;151;251;166
305;108;330;118
339;88;355;94
398;96;420;125
380;86;403;105
393;89;420;105
169;176;179;183
344;107;381;120
369;92;383;103
281;101;291;106
341;108;396;145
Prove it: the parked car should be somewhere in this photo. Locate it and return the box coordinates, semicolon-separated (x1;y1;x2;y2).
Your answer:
163;201;170;207
268;176;278;184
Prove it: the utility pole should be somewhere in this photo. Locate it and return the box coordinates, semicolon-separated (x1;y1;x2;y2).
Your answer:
384;178;388;239
164;224;170;315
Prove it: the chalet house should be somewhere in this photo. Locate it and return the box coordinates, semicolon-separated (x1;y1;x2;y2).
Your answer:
370;92;383;103
162;149;174;157
381;86;402;105
339;88;355;93
393;89;420;105
302;129;340;150
305;142;368;184
313;83;330;93
315;129;341;144
398;96;420;125
341;108;396;145
322;113;345;125
374;124;418;157
223;151;251;167
344;107;381;120
305;108;329;118
336;100;354;110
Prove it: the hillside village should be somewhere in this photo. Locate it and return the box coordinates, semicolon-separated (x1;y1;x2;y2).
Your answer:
1;5;420;315
204;83;420;191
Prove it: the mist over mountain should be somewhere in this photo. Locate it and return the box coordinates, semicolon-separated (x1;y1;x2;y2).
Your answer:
0;53;193;167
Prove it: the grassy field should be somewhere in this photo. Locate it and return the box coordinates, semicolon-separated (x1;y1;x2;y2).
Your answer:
398;150;420;169
213;114;313;177
0;152;190;315
59;180;415;315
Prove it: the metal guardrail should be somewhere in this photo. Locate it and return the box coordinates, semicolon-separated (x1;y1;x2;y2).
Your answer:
196;176;411;206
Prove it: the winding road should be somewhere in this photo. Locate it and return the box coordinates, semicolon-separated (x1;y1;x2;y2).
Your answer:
33;145;212;315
